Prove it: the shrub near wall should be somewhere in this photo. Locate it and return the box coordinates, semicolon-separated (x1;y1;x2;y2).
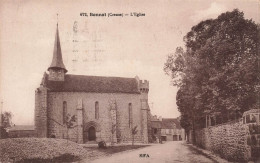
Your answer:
195;121;251;162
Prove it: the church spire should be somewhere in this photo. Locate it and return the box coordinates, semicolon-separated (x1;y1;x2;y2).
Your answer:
48;23;67;73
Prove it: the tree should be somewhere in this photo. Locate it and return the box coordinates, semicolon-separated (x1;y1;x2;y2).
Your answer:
111;124;116;146
65;113;77;143
131;125;138;145
184;9;258;119
1;111;13;128
0;111;13;139
164;9;259;134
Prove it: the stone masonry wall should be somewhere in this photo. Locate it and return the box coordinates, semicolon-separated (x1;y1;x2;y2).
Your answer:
140;99;148;143
47;92;145;143
35;87;48;138
247;124;260;161
147;110;153;143
195;121;251;162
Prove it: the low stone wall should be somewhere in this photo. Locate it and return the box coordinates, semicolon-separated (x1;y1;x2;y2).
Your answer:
195;121;251;161
8;130;37;138
247;124;260;161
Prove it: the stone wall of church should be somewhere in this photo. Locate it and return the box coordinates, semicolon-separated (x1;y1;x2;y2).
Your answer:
147;110;153;143
47;92;145;143
35;87;48;138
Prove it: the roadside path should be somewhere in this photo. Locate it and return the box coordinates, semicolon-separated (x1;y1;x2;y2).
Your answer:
85;141;227;163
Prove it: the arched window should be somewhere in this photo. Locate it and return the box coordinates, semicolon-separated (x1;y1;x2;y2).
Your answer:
129;103;132;128
95;101;99;119
63;101;67;124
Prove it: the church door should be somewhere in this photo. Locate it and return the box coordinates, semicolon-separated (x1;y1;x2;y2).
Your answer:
88;126;96;141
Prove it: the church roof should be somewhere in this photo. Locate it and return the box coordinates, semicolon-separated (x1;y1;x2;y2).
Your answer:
45;74;140;94
48;24;67;73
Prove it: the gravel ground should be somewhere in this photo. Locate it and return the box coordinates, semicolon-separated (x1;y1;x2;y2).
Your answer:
187;143;231;163
82;145;149;162
0;138;149;163
1;138;227;163
88;141;230;163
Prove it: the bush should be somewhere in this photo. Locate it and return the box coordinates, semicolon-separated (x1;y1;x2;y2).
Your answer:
98;141;107;149
0;138;88;162
0;126;8;139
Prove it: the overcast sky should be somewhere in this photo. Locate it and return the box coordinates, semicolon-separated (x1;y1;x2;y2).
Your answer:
0;0;259;125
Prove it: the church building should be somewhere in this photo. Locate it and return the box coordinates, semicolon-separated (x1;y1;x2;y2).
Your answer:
35;24;151;144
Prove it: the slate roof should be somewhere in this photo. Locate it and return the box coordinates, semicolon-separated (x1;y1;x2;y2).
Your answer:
48;25;67;72
46;74;140;94
7;125;35;131
161;118;182;129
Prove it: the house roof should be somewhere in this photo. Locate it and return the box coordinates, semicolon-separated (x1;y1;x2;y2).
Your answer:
161;118;182;129
45;74;140;94
151;121;162;128
7;125;35;131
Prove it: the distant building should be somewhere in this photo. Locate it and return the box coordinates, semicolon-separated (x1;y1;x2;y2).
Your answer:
150;115;162;143
150;116;185;142
7;125;36;138
151;120;162;143
34;24;151;144
160;118;185;141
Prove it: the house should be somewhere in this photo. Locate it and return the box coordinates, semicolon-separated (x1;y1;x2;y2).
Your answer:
151;115;162;143
161;118;185;141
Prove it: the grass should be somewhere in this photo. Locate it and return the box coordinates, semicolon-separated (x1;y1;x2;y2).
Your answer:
17;153;80;163
0;138;88;163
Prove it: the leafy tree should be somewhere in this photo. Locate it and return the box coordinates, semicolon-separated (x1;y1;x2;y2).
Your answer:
185;9;258;118
111;124;116;146
1;111;13;128
65;113;77;143
164;9;259;134
131;125;138;145
1;111;13;138
0;111;13;139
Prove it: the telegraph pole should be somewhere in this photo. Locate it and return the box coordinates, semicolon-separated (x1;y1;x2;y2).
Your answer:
149;102;153;111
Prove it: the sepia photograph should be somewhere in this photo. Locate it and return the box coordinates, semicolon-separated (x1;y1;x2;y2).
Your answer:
0;0;259;162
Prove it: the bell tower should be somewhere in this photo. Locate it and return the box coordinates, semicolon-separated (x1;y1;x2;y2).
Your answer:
47;23;67;81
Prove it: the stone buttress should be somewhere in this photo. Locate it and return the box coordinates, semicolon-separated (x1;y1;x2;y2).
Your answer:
139;80;149;143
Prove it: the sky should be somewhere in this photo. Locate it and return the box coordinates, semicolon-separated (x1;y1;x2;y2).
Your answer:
0;0;259;125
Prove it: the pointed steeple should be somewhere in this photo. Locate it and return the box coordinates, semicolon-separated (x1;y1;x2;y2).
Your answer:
48;24;67;73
